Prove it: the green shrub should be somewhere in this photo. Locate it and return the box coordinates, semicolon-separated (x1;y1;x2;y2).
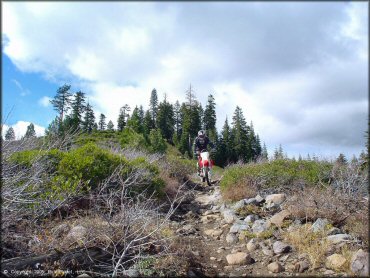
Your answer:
9;149;46;167
58;143;122;188
149;129;167;154
220;159;332;194
120;128;147;150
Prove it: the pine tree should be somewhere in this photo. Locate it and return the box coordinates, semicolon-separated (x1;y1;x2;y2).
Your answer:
261;142;268;161
50;84;73;122
204;94;217;142
107;120;114;131
45;116;61;137
5;127;15;141
98;113;106;130
117;104;130;131
336;153;347;165
139;105;144;124
127;106;143;133
149;88;158;126
82;103;95;133
70;91;86;130
156;99;174;142
149;129;167;153
25;123;36;138
143;110;154;136
231;106;249;162
173;100;182;142
298;154;302;161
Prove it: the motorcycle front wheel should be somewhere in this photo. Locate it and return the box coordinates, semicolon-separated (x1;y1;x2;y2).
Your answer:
204;167;212;186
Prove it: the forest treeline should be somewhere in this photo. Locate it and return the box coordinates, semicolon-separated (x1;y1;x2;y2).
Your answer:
5;84;267;167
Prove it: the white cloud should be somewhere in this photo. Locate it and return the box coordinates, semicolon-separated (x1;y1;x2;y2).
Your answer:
38;96;52;107
2;2;368;158
2;121;45;139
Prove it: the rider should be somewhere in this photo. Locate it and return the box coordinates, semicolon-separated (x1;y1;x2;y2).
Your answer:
193;130;214;175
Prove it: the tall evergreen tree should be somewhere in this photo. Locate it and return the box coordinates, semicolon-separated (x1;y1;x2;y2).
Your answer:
98;113;106;130
204;94;217;138
127;106;143;133
82;103;95;133
143;110;154;136
107;120;114;131
50;84;73;123
173;100;182;143
139;105;144;124
5;127;15;141
70;91;86;130
231;106;249;162
261;142;268;160
156;99;174;142
149;88;158;126
117;104;130;131
25;123;36;138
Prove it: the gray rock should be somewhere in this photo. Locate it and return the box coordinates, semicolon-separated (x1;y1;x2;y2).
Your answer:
247;238;259;252
226;233;238;244
232;200;246;210
273;241;291;254
327;227;341;235
326;233;352;244
252;219;270;234
294;261;310;273
229;223;249;234
326;253;347;270
244;214;258;224
311;218;329;232
77;274;91;278
269;209;291;227
244;198;258;205
222;209;237;224
350;249;369;276
177;224;196;235
255;194;264;203
262;248;274;256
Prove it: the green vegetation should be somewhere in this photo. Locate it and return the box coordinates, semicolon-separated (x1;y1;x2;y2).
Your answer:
220;159;332;194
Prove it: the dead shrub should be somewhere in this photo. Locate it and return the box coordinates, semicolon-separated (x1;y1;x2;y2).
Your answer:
343;209;369;246
284;186;359;225
221;177;258;202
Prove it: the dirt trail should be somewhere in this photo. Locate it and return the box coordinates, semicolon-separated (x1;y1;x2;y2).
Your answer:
174;181;279;277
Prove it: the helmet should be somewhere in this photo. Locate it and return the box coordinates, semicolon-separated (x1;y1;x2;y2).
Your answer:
198;130;205;138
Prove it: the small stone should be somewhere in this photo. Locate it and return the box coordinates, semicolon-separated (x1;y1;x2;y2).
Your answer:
262;248;274;256
226;233;238;244
232;199;246;210
323;269;335;275
203;210;213;216
267;262;285;273
327;227;341;235
269;209;291;227
210;257;216;261
122;269;140;277
252;219;270;234
204;229;214;236
255;194;264;203
212;229;224;238
326;254;347;270
244;214;258;224
66;225;87;242
326;234;352;244
350;249;369;276
223;209;237;224
294;261;310;273
230;223;248;233
217;249;223;254
265;193;286;209
247;238;259;252
311;218;329;233
273;241;291;254
224;265;233;271
192;251;200;256
226;252;253;265
244;198;258;205
77;274;91;278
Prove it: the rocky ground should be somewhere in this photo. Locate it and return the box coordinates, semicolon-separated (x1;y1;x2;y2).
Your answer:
169;178;369;277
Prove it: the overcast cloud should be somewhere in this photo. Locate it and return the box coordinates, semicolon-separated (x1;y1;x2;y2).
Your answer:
2;2;368;159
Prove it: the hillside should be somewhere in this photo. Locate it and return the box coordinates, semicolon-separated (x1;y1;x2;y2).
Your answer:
1;131;369;277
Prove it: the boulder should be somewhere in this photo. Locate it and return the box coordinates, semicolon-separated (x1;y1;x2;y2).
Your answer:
311;218;329;232
350;249;369;276
265;194;286;209
269;209;291;227
252;219;270;234
226;252;253;265
326;254;347;270
222;210;237;224
326;234;352;244
267;262;285;273
272;241;291;254
255;194;265;203
226;233;238;244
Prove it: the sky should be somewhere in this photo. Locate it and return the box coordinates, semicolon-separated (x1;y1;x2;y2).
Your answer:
2;1;368;160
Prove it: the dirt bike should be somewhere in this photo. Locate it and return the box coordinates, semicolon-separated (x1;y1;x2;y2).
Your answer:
197;149;213;186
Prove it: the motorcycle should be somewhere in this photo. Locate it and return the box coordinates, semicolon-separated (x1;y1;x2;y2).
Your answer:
197;149;213;186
